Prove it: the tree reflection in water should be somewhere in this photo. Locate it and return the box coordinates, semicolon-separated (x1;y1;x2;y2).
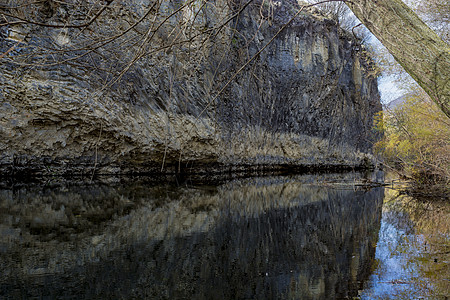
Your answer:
1;173;385;299
361;189;450;299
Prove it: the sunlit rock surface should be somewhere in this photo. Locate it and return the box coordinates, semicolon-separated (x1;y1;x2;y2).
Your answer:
0;173;383;299
0;0;381;175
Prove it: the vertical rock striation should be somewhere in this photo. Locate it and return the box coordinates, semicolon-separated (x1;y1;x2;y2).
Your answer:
0;0;381;176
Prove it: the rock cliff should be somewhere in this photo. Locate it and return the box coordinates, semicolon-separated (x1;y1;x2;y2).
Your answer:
0;174;383;299
0;0;381;176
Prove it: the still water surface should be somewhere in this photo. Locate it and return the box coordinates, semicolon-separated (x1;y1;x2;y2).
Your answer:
0;173;448;299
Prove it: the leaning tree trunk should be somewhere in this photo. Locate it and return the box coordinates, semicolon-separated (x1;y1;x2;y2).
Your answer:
346;0;450;118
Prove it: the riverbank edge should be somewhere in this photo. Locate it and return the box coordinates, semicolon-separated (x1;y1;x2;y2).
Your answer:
0;160;380;182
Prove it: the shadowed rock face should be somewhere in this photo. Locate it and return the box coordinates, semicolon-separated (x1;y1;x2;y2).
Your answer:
0;173;383;299
0;0;381;176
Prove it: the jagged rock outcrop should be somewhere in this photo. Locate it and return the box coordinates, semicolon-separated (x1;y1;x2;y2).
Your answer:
0;0;381;176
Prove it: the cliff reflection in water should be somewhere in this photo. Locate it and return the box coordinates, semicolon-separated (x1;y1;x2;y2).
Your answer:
0;174;384;299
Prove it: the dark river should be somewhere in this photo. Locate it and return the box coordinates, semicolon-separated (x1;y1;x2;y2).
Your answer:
0;173;448;299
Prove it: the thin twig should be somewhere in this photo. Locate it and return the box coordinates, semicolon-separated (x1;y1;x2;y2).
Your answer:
0;0;115;29
0;42;18;59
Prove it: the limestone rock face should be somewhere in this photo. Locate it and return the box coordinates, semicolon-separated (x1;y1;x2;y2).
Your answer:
0;0;381;175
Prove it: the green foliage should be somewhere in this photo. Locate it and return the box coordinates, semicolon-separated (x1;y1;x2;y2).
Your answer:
375;90;450;186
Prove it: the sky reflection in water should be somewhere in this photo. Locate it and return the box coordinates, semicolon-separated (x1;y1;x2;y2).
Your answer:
361;190;449;299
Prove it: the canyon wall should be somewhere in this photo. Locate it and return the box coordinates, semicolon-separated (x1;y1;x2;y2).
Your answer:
0;0;381;175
